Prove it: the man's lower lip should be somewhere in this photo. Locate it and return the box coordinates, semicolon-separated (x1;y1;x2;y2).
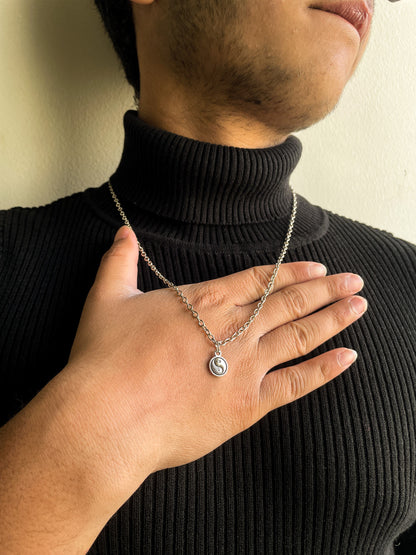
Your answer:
316;9;364;40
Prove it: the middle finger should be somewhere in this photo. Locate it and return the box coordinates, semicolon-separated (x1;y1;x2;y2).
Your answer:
242;272;365;337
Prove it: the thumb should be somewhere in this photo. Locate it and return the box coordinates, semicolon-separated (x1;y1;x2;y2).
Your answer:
92;226;140;299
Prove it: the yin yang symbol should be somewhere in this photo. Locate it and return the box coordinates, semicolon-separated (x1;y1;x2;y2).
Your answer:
209;355;228;377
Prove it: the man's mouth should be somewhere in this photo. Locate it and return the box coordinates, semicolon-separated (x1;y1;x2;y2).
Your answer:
309;1;373;40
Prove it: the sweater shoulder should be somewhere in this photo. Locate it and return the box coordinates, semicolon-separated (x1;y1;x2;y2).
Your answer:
0;191;85;241
1;188;91;220
0;188;114;265
326;209;416;270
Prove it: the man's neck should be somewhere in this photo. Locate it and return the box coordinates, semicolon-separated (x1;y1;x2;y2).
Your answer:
136;94;290;149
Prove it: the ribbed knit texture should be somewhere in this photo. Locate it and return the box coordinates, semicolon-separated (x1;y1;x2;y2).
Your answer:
1;110;415;554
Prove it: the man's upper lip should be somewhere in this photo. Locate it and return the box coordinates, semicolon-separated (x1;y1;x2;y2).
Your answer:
310;1;373;39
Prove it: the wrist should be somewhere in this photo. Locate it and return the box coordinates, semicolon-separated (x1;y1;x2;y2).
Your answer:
0;366;150;553
46;363;153;507
0;388;108;553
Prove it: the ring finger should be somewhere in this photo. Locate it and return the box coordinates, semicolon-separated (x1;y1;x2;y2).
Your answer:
259;294;368;370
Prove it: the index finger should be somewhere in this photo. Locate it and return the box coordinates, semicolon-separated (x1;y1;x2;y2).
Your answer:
203;262;328;307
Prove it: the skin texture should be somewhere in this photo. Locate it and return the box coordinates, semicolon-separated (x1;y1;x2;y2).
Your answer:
131;0;374;147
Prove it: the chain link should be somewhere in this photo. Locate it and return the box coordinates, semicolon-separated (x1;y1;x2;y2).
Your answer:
108;179;297;355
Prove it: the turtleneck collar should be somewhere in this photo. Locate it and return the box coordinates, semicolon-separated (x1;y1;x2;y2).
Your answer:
109;110;303;226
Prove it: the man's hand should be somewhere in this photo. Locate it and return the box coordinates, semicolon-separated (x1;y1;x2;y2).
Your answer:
66;225;366;496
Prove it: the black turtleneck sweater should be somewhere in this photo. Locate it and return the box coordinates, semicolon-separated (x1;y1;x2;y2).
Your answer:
1;110;416;554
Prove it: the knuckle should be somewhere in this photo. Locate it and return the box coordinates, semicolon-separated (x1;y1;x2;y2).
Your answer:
332;301;351;326
221;312;241;340
286;320;311;356
327;275;343;297
337;274;353;296
316;357;332;381
102;244;124;262
286;365;307;399
249;265;272;293
191;282;225;310
230;387;260;430
280;286;309;319
222;306;261;344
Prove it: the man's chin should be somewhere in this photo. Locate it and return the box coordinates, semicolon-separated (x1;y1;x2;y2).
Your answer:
260;93;343;137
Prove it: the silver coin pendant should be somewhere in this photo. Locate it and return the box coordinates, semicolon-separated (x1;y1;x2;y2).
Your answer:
209;355;228;377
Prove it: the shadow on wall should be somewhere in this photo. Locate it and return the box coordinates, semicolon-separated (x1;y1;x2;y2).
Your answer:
28;0;121;100
25;0;131;195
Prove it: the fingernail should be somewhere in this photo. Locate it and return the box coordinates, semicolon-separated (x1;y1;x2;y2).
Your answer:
308;263;327;278
345;274;364;290
349;296;368;315
114;226;130;241
338;349;358;367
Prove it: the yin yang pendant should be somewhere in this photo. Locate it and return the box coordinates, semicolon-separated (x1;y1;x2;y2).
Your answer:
209;355;228;377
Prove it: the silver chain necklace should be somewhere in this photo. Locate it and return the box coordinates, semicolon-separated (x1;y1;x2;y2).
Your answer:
108;178;297;377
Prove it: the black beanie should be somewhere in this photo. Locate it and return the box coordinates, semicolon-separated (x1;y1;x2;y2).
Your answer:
93;0;141;95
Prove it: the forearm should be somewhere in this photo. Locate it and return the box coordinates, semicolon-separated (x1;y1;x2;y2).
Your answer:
0;370;148;554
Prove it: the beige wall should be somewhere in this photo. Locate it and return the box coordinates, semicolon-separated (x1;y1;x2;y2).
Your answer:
1;0;415;244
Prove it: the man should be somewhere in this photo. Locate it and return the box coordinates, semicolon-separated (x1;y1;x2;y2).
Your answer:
1;0;415;553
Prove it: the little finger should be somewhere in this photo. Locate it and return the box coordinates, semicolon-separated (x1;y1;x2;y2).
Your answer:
259;348;358;413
